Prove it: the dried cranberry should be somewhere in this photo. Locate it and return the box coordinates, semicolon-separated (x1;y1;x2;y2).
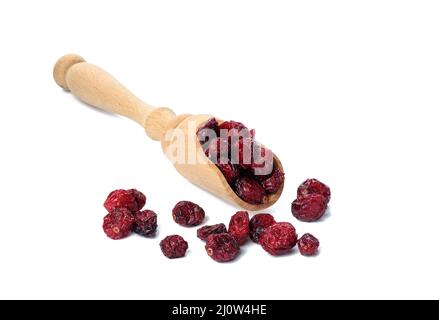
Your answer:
298;233;319;256
218;120;248;133
102;208;134;240
251;145;274;176
197;223;227;241
297;178;331;204
205;233;240;262
133;210;157;237
205;137;229;161
235;176;268;204
260;169;285;194
230;137;253;169
217;160;240;183
172;201;205;226
228;211;250;245
291;194;327;222
260;222;298;256
104;189;138;213
160;235;188;259
197;118;219;144
249;213;276;243
127;189;146;211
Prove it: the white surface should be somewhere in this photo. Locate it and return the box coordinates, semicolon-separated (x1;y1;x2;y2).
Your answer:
0;0;438;300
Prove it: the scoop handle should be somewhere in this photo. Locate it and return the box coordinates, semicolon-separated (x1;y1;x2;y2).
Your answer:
53;54;175;141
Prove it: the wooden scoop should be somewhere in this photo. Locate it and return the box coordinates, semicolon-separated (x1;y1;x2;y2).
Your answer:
53;54;284;210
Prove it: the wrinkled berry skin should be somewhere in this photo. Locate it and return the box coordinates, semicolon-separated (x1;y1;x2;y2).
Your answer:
298;233;319;256
102;208;134;240
205;137;229;161
260;169;285;194
172;201;205;226
160;235;188;259
297;179;331;204
197;223;227;241
219;120;248;134
249;213;276;243
127;189;146;211
197;118;219;145
260;222;297;256
216;161;240;183
291;194;327;222
205;233;240;262
235;176;268;204
104;189;138;213
133;210;157;237
228;211;250;245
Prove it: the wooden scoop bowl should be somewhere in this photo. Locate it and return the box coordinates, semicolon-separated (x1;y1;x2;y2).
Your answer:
53;54;284;210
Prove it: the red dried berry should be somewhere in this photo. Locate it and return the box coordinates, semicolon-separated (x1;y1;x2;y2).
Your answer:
172;201;205;226
249;213;276;243
260;169;285;194
197;118;219;143
291;194;327;222
127;189;146;211
230;137;253;169
104;189;138;213
133;210;157;237
298;233;319;256
260;222;298;256
205;137;229;161
216;160;240;183
197;223;227;241
205;233;240;262
297;178;331;204
251;145;274;176
160;235;188;259
102;208;134;240
235;176;268;204
218;120;248;133
228;211;250;245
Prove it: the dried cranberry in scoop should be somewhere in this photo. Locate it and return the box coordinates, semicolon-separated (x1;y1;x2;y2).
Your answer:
228;211;250;245
197;223;227;241
297;179;331;204
104;189;138;213
259;169;285;194
291;194;327;222
260;222;298;256
216;160;240;184
102;208;134;240
160;235;188;259
249;213;276;243
172;201;205;226
205;233;240;262
235;176;268;204
298;233;320;256
197;118;219;145
133;210;157;237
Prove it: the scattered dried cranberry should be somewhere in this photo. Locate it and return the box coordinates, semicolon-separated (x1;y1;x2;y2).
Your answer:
298;233;319;256
102;208;134;240
259;169;285;194
216;160;240;183
133;210;157;237
205;233;240;262
172;201;205;226
291;194;327;222
104;189;138;213
297;179;331;204
197;223;227;241
160;235;188;259
127;189;146;211
249;213;276;243
235;176;268;204
260;222;298;256
228;211;250;245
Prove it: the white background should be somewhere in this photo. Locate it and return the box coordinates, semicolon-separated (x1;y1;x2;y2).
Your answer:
0;0;438;299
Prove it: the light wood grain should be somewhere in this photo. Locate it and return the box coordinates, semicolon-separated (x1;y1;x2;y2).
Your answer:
53;54;284;210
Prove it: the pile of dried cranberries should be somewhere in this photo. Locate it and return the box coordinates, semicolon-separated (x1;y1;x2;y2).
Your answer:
197;118;285;204
101;178;330;262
